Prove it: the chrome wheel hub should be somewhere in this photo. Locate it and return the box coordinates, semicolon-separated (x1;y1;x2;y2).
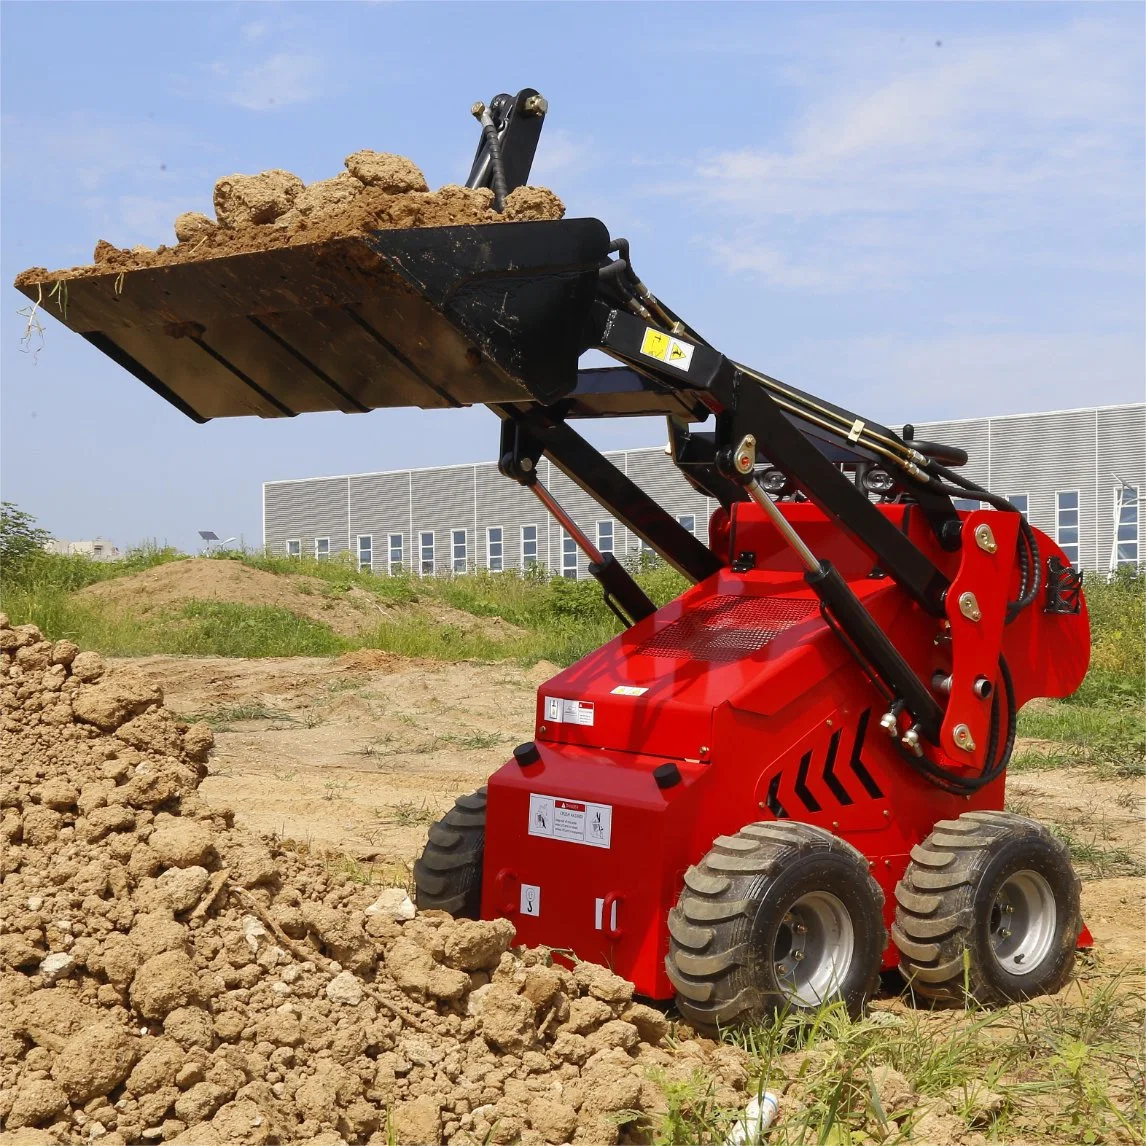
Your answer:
989;869;1057;976
773;891;855;1007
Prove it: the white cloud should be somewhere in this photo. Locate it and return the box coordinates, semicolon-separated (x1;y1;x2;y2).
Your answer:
667;19;1142;292
529;128;595;182
222;52;324;112
1;113;216;250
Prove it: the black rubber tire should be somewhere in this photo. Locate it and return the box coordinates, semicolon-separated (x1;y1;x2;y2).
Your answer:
413;787;487;917
893;810;1080;1007
665;821;886;1032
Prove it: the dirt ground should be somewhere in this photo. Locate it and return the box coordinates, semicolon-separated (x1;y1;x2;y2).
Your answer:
111;654;551;868
109;653;1146;978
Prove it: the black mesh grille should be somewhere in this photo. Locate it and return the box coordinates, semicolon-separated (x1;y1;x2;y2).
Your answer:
636;595;818;662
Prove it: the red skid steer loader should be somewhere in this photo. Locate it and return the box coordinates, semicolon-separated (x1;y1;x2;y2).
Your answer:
19;89;1092;1030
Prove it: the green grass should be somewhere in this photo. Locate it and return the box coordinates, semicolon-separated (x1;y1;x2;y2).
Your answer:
0;545;687;666
650;976;1144;1144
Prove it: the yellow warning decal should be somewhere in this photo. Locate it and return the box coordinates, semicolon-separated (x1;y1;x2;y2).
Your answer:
640;328;670;360
640;327;695;372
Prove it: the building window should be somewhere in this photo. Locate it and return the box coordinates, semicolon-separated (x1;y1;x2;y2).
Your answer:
420;531;435;575
596;521;614;555
487;527;504;572
953;498;982;513
388;534;403;575
1115;486;1139;567
678;514;696;535
356;535;372;573
522;525;538;568
286;539;301;558
315;537;330;561
452;529;468;573
562;531;578;580
1055;491;1080;567
1006;494;1029;517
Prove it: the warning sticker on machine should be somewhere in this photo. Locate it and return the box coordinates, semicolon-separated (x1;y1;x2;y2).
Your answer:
610;685;649;697
544;696;595;726
528;793;613;849
639;327;695;373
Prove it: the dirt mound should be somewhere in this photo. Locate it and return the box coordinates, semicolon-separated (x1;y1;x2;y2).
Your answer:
15;152;564;285
0;617;750;1144
74;560;381;640
73;559;527;643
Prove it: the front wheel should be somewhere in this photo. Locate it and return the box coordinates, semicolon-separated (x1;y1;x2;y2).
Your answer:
665;821;886;1032
893;810;1081;1006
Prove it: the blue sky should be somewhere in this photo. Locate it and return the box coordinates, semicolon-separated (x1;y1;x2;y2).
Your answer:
2;2;1142;552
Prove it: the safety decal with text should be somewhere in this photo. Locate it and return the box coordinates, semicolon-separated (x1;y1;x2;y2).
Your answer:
610;685;649;697
544;696;595;725
639;327;695;372
528;793;613;849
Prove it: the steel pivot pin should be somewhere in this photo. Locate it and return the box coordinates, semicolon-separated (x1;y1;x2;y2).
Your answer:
974;523;998;553
958;592;981;622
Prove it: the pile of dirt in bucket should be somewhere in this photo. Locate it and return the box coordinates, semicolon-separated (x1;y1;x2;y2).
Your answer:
0;616;749;1145
15;153;565;285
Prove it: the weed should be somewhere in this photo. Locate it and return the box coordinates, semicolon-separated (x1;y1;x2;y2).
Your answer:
1049;825;1145;878
375;800;436;827
186;702;293;729
321;780;353;802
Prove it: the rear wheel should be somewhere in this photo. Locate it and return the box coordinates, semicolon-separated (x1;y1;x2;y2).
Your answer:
413;787;486;917
665;821;886;1031
893;810;1080;1006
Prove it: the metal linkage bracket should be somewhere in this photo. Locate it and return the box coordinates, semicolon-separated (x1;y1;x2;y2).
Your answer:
940;510;1021;767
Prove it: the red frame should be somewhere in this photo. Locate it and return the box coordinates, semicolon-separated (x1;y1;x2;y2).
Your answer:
481;502;1090;998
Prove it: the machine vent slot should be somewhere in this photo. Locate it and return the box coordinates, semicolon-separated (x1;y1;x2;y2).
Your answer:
636;595;819;662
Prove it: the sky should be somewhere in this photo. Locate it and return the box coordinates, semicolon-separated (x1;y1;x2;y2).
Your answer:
1;1;1143;553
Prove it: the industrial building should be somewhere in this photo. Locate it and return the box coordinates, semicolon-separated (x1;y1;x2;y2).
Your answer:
263;403;1144;578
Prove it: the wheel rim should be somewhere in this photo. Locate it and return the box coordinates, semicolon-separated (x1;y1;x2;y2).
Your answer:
989;869;1057;976
772;891;855;1007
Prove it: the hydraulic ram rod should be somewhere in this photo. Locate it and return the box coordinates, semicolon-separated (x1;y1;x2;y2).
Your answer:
526;477;657;627
732;436;944;742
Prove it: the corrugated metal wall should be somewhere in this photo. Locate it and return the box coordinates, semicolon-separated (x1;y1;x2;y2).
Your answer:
264;404;1143;575
263;476;349;559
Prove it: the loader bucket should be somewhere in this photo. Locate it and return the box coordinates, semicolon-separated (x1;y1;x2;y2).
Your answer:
16;219;611;422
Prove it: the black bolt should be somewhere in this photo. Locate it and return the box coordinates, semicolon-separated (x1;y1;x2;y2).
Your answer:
653;763;682;790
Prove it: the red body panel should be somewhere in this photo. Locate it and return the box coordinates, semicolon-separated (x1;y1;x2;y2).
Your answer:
481;502;1091;998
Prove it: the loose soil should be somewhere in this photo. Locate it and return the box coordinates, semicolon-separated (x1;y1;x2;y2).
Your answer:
0;619;745;1146
15;153;564;285
110;653;552;861
74;560;527;642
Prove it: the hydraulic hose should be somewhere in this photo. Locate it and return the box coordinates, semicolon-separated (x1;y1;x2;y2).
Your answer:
476;112;509;212
925;461;1042;620
890;655;1016;795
